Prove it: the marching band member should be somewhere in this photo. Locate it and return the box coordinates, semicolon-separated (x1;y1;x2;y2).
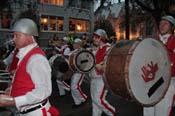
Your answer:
55;37;71;56
81;33;90;49
144;15;175;116
0;18;59;116
70;38;87;108
55;37;71;97
89;29;116;116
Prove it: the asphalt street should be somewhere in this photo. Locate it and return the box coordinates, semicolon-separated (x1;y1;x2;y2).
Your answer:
49;77;143;116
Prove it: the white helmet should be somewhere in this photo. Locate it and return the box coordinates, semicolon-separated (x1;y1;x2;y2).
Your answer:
93;29;108;39
161;15;175;27
74;38;82;44
62;37;69;42
12;18;38;36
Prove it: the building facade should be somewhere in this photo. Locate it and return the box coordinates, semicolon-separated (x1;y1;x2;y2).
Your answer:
94;2;158;40
0;0;94;47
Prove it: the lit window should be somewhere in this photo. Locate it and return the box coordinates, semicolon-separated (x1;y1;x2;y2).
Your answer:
76;23;82;31
40;0;49;4
56;0;63;6
57;19;63;31
1;13;11;28
50;0;56;5
50;16;56;30
69;18;89;32
40;15;63;31
40;0;63;6
41;16;48;30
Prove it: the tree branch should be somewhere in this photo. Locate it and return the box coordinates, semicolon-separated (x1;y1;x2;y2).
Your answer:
135;0;154;12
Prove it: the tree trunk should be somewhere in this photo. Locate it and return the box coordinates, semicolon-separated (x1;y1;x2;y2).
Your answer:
125;0;130;40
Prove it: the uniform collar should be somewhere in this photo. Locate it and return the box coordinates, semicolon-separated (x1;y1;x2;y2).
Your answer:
98;43;109;49
159;34;171;44
17;43;38;60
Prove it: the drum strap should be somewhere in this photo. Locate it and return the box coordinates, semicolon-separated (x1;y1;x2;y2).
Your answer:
95;45;109;74
96;45;109;64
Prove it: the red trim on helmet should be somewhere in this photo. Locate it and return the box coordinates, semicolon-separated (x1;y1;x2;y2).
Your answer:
93;33;106;43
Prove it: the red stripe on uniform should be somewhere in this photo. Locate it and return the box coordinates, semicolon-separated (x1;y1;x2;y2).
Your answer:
100;86;115;115
42;107;47;116
62;81;70;88
77;74;87;100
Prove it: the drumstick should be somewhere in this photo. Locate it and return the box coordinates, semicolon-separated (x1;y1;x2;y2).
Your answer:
0;70;6;71
0;91;5;94
0;70;8;73
0;97;14;101
0;73;12;76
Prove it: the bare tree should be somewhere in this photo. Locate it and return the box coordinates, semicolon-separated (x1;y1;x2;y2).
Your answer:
94;18;116;38
134;0;175;26
125;0;130;40
96;0;175;25
0;0;10;11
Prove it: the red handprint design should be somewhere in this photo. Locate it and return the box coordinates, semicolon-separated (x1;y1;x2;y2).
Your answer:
141;61;159;82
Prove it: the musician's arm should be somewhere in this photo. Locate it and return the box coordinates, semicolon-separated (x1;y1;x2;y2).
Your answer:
0;94;15;107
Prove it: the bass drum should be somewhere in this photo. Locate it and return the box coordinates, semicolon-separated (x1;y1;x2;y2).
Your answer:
0;70;12;93
49;54;73;80
69;49;95;73
104;38;171;107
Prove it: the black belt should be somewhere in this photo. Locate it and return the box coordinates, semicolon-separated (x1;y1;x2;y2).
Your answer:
20;100;47;114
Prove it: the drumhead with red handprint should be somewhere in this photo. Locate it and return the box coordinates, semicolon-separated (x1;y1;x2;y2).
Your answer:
126;38;171;106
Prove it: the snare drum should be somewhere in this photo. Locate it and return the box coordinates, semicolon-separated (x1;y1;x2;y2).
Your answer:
69;49;95;73
104;38;171;106
0;70;12;93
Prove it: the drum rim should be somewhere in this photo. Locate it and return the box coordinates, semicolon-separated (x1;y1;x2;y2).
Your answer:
125;38;171;106
73;49;95;73
103;44;116;91
103;40;135;97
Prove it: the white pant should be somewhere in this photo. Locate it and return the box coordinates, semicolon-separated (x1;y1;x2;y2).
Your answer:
56;79;70;96
71;73;87;105
143;78;175;116
19;101;51;116
90;77;116;116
